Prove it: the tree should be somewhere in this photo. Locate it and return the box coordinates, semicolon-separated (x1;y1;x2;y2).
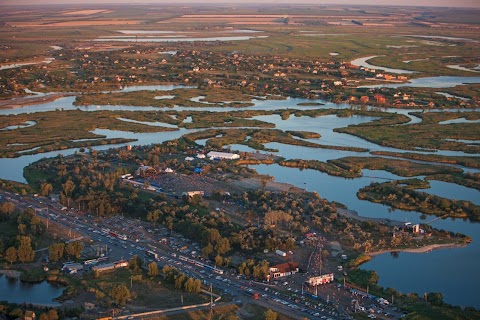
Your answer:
0;202;15;220
39;313;49;320
17;236;35;263
148;261;159;277
40;183;53;197
47;309;59;320
5;247;17;266
17;223;26;235
264;309;277;320
202;243;213;258
65;241;83;259
129;255;143;273
147;209;160;228
110;285;131;306
216;237;231;256
49;242;65;262
62;179;76;207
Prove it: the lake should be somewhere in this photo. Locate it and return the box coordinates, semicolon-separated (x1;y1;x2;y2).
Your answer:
0;275;63;306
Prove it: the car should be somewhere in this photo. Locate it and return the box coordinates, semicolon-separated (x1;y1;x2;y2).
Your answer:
368;315;376;319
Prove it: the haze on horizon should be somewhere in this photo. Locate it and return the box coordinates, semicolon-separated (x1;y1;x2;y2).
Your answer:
1;0;479;8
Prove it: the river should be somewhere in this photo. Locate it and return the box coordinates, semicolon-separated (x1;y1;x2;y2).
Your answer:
0;83;479;308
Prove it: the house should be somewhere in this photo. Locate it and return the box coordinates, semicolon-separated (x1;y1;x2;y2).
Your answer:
374;94;386;104
360;96;370;103
269;262;299;279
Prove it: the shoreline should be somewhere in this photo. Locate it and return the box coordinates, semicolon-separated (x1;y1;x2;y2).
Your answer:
0;93;70;110
0;269;21;278
368;242;467;256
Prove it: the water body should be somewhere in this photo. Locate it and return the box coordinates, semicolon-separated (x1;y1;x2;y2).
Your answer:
350;55;416;74
447;65;480;73
94;36;267;42
0;58;55;70
251;164;480;308
0;276;63;306
0;85;479;307
435;92;470;101
359;76;480;89
439;118;480;125
154;95;175;100
116;117;178;128
404;35;479;43
0;120;36;131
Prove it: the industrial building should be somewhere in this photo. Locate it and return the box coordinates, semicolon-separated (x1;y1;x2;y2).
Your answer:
207;151;240;160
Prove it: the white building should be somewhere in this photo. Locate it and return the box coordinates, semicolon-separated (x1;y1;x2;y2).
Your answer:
207;151;240;160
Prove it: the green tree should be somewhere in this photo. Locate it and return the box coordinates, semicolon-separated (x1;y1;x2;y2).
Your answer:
264;309;277;320
129;255;143;273
17;236;35;263
110;285;131;306
5;246;17;266
148;261;159;277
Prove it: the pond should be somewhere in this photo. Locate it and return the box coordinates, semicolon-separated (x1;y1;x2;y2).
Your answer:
0;275;63;306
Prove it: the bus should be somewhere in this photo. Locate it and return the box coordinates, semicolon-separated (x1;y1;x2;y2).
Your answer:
146;250;159;260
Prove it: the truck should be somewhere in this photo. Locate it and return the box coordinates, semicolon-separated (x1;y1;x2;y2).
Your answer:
275;249;286;257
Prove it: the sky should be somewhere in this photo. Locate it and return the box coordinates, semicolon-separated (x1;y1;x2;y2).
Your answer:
1;0;479;8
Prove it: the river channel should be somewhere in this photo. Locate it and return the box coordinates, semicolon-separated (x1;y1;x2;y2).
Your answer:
0;84;479;308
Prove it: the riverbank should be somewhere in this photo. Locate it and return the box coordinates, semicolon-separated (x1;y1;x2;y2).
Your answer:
0;269;21;279
0;93;70;110
368;242;467;256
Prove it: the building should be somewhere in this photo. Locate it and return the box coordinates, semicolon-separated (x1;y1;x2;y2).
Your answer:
269;262;299;279
183;191;205;198
136;165;156;176
207;151;240;160
305;274;334;286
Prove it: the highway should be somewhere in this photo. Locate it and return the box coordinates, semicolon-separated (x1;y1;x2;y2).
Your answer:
1;190;349;320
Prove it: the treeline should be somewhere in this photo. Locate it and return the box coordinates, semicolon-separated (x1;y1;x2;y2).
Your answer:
358;180;480;221
162;265;202;293
279;159;360;178
0;205;47;266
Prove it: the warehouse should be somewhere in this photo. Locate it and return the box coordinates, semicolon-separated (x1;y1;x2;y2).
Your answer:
207;151;240;160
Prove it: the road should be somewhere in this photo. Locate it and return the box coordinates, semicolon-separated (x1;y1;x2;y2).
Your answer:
1;190;372;319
